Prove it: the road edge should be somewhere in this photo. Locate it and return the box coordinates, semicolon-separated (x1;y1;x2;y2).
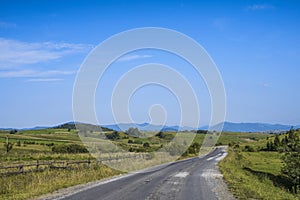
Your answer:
33;147;219;200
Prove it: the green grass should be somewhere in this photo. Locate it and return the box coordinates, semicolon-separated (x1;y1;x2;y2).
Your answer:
219;149;299;199
0;128;272;199
218;131;268;145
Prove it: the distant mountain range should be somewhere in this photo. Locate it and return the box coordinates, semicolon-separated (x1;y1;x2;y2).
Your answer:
103;122;298;133
103;123;193;132
0;121;299;133
0;126;50;131
208;122;297;133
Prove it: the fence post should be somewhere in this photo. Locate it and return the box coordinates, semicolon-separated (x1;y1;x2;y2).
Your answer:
88;158;91;168
19;165;24;174
36;160;39;171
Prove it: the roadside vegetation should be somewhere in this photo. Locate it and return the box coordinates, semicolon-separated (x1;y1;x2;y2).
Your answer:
220;128;300;199
0;124;269;200
0;163;119;200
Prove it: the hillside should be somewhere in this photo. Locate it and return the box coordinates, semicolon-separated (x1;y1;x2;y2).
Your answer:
54;122;113;132
219;129;300;199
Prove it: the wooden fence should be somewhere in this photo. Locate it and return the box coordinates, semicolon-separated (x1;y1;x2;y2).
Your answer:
0;153;151;175
0;159;91;175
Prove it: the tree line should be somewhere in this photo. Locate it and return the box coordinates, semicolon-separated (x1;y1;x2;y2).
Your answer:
265;129;300;193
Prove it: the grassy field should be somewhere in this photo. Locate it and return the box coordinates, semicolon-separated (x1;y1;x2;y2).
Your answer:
219;130;300;200
0;163;120;200
0;127;269;200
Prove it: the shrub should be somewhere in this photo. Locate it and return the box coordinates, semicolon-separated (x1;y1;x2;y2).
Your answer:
244;145;255;152
156;132;174;140
16;140;21;147
128;139;133;143
52;144;88;153
143;142;150;148
46;143;54;147
187;142;201;154
196;130;208;134
24;140;36;145
9;129;18;134
4;142;13;153
105;131;120;140
155;131;166;138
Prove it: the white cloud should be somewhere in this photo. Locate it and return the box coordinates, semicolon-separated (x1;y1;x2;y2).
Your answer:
262;83;271;88
0;21;16;29
26;78;64;82
117;54;152;62
0;70;35;78
39;70;77;76
247;4;274;11
0;38;93;68
0;69;76;78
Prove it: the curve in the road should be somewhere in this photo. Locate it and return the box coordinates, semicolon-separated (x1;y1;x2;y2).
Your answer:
43;147;235;200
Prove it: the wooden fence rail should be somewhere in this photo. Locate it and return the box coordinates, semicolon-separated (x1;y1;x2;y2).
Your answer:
0;153;151;175
0;159;92;175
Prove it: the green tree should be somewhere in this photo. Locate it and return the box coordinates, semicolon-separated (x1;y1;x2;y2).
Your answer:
281;129;300;193
9;129;17;134
188;142;201;154
287;130;300;151
155;131;166;138
128;139;133;143
143;142;150;148
244;145;255;152
196;130;208;134
266;141;272;151
281;136;288;146
4;137;13;153
282;152;300;193
274;135;281;150
105;131;120;140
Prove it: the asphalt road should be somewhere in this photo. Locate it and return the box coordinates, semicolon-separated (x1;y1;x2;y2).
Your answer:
57;147;234;200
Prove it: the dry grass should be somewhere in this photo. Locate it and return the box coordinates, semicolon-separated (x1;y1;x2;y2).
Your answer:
0;163;120;200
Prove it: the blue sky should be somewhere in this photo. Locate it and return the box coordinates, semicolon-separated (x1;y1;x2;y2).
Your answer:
0;0;299;128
